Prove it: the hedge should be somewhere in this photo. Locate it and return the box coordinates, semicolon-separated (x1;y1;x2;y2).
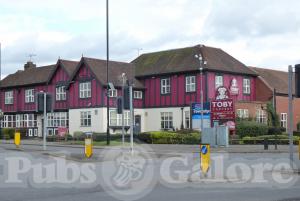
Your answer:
0;128;15;139
137;131;200;144
236;121;269;138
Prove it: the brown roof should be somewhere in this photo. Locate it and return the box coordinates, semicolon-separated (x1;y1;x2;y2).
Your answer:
250;67;295;95
132;44;257;77
71;57;144;88
0;64;56;88
60;59;78;76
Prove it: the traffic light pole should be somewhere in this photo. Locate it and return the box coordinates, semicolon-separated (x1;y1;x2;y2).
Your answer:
288;65;294;169
129;85;134;153
121;74;126;146
43;92;47;151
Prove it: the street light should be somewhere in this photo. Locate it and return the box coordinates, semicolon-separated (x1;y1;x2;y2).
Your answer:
195;54;205;141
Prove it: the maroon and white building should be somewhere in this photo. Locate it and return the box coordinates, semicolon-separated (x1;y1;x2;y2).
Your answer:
0;44;276;137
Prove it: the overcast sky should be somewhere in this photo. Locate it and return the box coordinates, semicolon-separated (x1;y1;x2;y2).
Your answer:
0;0;299;77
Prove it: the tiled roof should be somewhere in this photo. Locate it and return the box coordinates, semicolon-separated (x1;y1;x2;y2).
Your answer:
60;59;78;76
132;45;257;77
78;57;144;88
0;64;56;88
250;67;295;95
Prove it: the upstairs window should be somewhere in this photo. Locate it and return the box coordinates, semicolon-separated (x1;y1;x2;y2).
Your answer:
79;82;91;98
215;75;223;88
161;78;171;94
25;89;35;103
134;91;143;99
56;86;66;101
109;89;117;97
5;91;13;105
243;78;251;94
186;76;196;92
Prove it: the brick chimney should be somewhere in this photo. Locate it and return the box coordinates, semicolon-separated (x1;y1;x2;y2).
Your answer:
24;61;36;70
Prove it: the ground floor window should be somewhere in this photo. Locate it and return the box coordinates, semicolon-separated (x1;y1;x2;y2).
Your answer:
1;114;37;128
185;111;190;129
47;112;69;127
109;110;130;126
161;112;173;130
237;109;249;119
80;111;91;127
256;109;267;124
280;113;287;130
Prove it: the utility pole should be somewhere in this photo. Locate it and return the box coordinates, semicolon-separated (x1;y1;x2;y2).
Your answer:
288;65;294;169
106;0;110;145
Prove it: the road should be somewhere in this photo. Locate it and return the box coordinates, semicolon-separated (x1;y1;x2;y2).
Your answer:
0;143;299;201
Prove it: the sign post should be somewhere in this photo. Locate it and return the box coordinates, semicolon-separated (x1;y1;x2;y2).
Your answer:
200;144;210;174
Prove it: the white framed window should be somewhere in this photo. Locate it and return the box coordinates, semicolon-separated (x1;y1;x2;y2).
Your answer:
185;111;190;129
186;76;196;92
47;112;68;127
5;91;13;104
109;89;117;97
34;129;38;136
56;86;66;101
28;129;33;137
161;78;171;94
25;89;34;103
134;91;143;99
243;78;251;94
256;109;267;124
161;112;173;129
237;109;249;119
109;110;130;126
80;111;91;127
79;82;91;98
280;113;287;129
215;75;223;89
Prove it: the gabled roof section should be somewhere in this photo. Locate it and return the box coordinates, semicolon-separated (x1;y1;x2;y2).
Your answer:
132;44;257;77
70;57;144;88
250;67;295;95
0;64;56;88
47;59;79;84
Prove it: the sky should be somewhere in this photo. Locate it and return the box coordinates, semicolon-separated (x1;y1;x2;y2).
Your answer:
0;0;299;77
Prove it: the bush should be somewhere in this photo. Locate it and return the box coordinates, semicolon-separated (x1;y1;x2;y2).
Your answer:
1;128;15;139
236;121;268;138
73;131;84;141
137;131;200;144
268;127;282;135
297;122;300;131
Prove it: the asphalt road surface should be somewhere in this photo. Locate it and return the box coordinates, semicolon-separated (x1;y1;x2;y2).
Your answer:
0;143;299;201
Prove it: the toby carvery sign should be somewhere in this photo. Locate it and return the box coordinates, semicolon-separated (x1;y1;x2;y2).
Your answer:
210;99;235;120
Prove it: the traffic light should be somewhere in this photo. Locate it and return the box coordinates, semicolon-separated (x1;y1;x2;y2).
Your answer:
117;97;123;114
296;64;300;98
36;93;53;113
123;86;130;109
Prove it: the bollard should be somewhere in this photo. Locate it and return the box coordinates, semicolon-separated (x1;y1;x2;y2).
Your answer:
85;137;93;158
298;140;300;160
264;138;268;150
200;144;210;174
14;131;21;148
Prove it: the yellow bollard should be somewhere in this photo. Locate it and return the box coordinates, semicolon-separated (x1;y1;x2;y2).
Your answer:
14;131;21;148
298;140;300;160
85;138;93;158
200;144;210;174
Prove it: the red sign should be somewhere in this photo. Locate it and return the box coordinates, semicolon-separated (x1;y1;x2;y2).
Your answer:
58;127;68;137
211;99;235;120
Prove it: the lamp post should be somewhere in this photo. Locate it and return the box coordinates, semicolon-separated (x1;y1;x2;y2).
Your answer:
195;54;204;141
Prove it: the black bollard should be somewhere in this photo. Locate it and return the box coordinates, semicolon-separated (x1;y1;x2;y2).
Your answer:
264;138;268;150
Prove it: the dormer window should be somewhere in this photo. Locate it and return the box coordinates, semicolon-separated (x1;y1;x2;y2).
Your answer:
5;91;13;105
109;89;117;97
